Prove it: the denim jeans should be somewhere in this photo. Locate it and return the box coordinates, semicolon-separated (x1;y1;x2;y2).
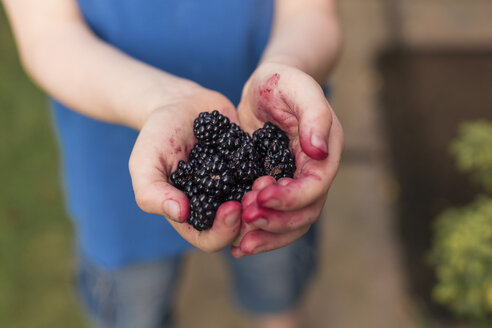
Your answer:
76;227;317;328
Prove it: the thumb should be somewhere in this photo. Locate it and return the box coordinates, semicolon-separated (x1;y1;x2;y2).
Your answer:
297;85;332;160
132;173;190;223
280;73;332;160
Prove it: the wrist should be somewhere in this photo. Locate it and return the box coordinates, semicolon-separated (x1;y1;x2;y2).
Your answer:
136;77;204;130
138;81;234;130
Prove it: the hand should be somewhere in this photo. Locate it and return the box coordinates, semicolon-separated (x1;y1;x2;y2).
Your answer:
129;88;242;252
232;62;344;257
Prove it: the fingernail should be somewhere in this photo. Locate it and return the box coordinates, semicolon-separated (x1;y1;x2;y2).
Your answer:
262;199;281;208
253;218;268;228
163;200;181;221
225;213;239;227
311;133;328;154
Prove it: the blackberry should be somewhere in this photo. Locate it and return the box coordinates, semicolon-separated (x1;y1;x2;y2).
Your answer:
188;194;220;231
188;144;218;162
253;122;289;153
170;160;194;190
228;139;261;184
170;111;296;231
264;148;296;180
226;184;252;202
253;122;296;179
193;110;230;144
193;156;235;200
217;123;249;152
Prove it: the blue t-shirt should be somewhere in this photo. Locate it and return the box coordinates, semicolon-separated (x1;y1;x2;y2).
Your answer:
51;0;274;269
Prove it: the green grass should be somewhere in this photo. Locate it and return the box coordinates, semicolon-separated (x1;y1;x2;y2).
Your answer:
0;6;86;328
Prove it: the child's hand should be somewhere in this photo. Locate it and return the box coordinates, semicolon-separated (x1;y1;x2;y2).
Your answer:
233;62;344;257
129;89;242;252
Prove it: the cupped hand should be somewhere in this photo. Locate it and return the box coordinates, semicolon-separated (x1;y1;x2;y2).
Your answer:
129;88;242;252
233;62;344;257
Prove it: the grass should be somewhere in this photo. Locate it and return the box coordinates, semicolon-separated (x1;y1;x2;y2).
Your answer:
0;6;86;328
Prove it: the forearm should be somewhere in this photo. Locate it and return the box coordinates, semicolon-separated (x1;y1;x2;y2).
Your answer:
3;0;200;130
262;0;342;83
24;27;199;130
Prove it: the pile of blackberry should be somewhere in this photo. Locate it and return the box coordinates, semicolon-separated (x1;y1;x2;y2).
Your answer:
170;110;296;231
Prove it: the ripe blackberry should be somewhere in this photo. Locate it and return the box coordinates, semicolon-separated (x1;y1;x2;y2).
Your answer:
193;110;230;144
253;122;289;153
188;194;220;231
193;156;235;200
226;184;252;202
217;123;249;152
253;122;296;179
188;144;218;162
170;160;194;190
170;111;296;231
228;139;261;184
264;148;296;180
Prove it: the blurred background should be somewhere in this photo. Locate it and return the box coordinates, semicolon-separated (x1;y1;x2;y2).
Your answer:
1;0;492;327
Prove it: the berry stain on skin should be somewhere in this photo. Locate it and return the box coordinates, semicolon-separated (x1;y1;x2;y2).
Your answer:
258;73;280;99
253;74;298;135
168;137;183;154
255;73;282;110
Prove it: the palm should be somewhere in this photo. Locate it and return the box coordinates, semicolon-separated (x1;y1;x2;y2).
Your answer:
238;72;310;181
231;63;344;257
129;90;243;252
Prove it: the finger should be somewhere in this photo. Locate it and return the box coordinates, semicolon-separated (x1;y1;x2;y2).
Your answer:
231;226;310;258
231;220;255;247
280;73;333;160
129;121;190;222
168;201;242;253
277;177;294;186
241;190;259;209
234;189;259;247
252;175;276;191
230;245;245;258
242;198;324;233
257;114;344;210
129;160;189;223
233;191;261;247
257;174;326;211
